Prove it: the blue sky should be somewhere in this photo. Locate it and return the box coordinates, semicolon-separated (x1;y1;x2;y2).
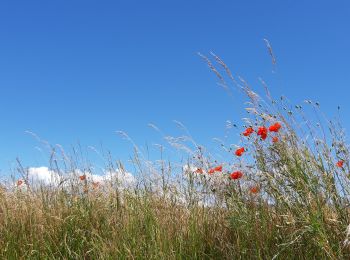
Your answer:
1;1;350;172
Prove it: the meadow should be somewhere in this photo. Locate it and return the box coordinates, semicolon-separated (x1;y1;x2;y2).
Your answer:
1;53;350;259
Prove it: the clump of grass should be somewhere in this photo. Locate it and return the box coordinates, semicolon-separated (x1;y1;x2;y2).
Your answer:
1;52;350;259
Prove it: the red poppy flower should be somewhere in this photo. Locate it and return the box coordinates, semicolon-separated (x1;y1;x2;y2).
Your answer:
208;165;223;174
79;175;87;181
195;168;204;174
214;165;223;172
272;136;279;143
92;181;100;189
243;127;254;137
235;147;245;157
250;186;260;194
257;126;268;140
230;171;243;180
336;160;344;168
269;122;282;132
17;180;23;186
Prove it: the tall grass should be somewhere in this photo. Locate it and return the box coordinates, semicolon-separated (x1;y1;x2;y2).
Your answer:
1;53;350;259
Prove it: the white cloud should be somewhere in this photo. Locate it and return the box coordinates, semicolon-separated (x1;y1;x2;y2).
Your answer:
103;170;136;188
17;167;136;190
28;167;61;186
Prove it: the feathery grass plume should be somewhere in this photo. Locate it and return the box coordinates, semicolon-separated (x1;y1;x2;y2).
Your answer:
263;38;277;69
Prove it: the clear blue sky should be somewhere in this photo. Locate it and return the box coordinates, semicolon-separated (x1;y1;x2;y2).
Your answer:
1;1;350;172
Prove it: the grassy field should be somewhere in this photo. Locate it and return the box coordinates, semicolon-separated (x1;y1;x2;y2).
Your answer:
1;54;350;259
